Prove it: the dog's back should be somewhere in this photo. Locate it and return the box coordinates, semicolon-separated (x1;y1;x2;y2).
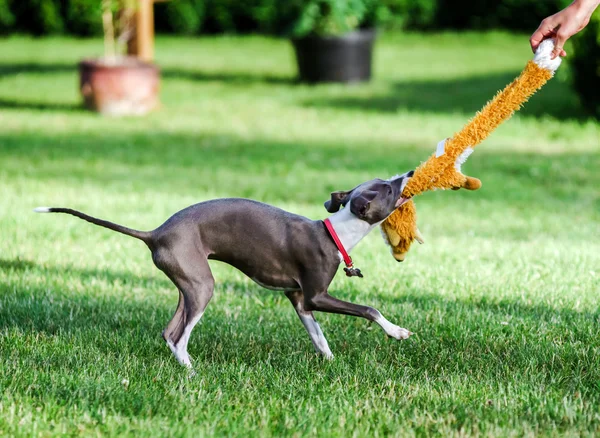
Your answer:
149;198;338;291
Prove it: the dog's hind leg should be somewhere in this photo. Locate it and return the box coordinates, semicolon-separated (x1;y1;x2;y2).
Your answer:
155;248;214;368
285;290;333;359
162;290;186;356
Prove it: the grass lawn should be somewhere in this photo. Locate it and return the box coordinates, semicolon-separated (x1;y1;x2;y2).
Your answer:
0;32;599;436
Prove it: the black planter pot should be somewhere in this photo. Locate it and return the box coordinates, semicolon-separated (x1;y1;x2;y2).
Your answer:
292;29;376;84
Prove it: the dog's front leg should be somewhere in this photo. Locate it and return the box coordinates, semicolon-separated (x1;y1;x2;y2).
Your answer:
304;290;412;341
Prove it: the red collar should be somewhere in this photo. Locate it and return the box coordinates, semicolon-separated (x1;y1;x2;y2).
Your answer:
323;218;363;278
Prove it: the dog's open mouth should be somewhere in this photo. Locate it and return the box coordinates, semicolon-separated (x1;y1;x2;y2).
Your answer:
395;173;412;207
395;196;411;208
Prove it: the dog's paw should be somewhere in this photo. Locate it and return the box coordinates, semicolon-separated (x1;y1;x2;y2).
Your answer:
320;351;334;361
387;326;413;340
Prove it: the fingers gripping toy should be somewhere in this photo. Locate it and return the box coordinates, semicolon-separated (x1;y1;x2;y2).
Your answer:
381;39;562;261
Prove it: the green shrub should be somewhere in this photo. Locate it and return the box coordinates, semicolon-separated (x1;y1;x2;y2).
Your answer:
495;0;571;31
381;0;570;31
155;0;204;35
0;0;589;36
290;0;364;36
202;0;241;33
571;13;600;119
375;0;437;30
12;0;64;34
0;0;15;33
64;0;103;36
248;0;284;33
288;0;394;37
200;0;380;36
432;0;496;29
202;0;266;34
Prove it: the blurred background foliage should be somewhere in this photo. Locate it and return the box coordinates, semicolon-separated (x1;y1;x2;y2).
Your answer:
570;11;600;119
0;0;597;118
0;0;575;36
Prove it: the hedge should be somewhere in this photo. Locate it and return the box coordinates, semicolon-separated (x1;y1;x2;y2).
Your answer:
0;0;15;33
571;12;600;119
1;0;576;36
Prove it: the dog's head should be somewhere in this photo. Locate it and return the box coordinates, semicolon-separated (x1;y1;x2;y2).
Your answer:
324;170;414;224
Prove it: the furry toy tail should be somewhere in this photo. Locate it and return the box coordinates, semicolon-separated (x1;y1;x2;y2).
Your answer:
381;39;562;261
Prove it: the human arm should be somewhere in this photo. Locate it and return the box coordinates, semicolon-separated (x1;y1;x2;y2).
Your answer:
530;0;600;58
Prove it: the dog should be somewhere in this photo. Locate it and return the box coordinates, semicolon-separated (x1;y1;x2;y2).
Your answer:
35;171;414;366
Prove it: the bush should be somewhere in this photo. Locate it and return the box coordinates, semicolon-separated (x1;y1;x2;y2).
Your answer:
384;0;571;31
289;0;370;36
571;13;600;119
0;0;588;36
64;0;103;36
249;0;289;34
375;0;437;30
494;0;571;31
155;0;204;35
11;0;64;35
201;0;294;34
0;0;15;33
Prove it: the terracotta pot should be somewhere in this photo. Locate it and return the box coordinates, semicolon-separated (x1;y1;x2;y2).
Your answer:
78;57;160;116
291;29;376;84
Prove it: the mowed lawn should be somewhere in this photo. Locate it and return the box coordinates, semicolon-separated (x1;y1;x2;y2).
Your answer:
0;32;599;436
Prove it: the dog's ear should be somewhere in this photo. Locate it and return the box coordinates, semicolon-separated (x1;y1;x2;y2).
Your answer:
324;189;353;213
350;190;377;219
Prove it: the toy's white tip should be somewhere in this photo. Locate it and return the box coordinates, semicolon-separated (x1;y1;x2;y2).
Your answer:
533;38;562;72
33;207;51;213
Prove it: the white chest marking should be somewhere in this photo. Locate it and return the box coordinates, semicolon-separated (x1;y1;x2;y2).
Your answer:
326;207;384;254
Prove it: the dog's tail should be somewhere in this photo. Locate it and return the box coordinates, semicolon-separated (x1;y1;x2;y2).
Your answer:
34;207;152;244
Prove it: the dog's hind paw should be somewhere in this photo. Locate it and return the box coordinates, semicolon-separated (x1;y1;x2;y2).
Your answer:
321;352;334;360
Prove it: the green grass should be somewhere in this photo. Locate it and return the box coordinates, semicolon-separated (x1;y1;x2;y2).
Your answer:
0;31;599;436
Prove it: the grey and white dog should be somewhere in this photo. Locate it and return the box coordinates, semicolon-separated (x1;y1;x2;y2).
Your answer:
35;171;414;366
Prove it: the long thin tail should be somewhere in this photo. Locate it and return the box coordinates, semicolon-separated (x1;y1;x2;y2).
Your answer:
34;207;152;244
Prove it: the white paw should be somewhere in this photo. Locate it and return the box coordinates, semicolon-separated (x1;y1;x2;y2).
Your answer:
386;325;413;340
320;351;334;360
167;339;192;367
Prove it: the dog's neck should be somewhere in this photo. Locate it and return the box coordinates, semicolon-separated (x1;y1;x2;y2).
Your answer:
326;207;383;254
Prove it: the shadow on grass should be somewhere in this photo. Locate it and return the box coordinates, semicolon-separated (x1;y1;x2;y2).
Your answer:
161;68;295;85
1;255;598;421
1;257;598;371
0;62;75;77
0;257;292;362
0;60;294;84
1;130;598;208
0;61;293;112
0;61;588;120
0;257;168;291
0;97;83;112
304;70;588;121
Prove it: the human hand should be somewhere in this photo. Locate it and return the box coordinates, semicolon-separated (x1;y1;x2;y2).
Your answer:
530;0;600;59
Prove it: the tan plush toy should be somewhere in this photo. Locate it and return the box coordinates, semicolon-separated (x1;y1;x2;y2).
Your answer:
381;39;563;261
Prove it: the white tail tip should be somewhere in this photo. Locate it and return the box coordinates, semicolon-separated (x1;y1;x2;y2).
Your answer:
33;207;51;213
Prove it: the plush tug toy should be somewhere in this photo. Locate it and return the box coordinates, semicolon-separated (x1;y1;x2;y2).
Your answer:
381;39;562;261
